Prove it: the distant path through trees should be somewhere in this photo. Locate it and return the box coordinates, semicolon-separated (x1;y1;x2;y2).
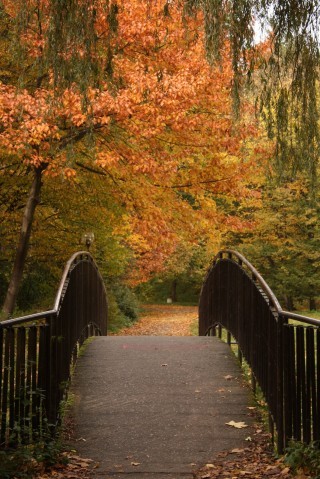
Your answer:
113;304;198;336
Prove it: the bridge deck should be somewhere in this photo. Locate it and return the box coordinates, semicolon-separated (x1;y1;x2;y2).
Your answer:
69;336;253;479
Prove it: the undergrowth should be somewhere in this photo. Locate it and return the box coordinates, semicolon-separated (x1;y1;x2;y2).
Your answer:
285;440;320;478
217;328;274;445
0;431;64;479
0;338;93;479
218;325;320;477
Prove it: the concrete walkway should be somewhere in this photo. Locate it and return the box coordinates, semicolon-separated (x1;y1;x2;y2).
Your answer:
70;336;254;478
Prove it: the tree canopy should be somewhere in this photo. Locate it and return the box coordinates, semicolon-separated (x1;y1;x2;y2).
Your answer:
1;0;320;316
3;0;320;181
186;0;320;183
0;0;263;315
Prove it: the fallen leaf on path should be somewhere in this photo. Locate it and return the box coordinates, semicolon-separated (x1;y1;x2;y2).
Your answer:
294;472;309;479
265;467;281;475
224;375;233;380
74;462;90;468
195;417;294;479
226;421;248;429
281;467;290;475
131;462;141;466
114;304;198;336
68;455;92;463
217;451;229;458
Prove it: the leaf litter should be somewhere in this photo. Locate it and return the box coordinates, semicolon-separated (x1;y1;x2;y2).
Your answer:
112;304;198;336
194;425;300;479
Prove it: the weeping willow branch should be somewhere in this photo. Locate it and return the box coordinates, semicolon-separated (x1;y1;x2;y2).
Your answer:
7;1;320;184
184;0;320;184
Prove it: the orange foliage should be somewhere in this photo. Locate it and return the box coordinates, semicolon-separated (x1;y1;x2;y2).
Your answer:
0;1;264;281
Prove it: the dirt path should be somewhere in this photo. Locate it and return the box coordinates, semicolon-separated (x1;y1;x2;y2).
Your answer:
114;304;198;336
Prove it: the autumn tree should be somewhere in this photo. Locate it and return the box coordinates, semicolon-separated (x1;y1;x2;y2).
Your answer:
0;0;262;317
227;176;320;310
185;1;320;182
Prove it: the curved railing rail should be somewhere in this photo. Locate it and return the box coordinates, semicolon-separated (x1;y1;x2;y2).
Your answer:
199;250;320;453
0;252;108;448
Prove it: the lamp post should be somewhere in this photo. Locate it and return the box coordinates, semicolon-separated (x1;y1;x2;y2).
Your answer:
81;232;95;251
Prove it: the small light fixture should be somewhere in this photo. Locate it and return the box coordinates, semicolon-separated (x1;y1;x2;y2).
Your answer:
81;232;95;251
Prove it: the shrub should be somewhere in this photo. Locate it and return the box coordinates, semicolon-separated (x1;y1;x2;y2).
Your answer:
285;441;320;478
17;264;56;311
106;285;139;333
113;284;139;321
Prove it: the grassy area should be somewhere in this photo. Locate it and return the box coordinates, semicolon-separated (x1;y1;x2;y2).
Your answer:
189;319;198;336
295;310;320;320
285;310;320;328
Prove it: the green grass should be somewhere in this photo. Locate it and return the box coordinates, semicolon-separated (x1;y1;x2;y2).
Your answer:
189;320;198;336
286;310;320;328
296;310;320;320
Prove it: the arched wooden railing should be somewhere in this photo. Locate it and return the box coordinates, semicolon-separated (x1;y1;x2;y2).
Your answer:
0;252;107;448
199;250;320;453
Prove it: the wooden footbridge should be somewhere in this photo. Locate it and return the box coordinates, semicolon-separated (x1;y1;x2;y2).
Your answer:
1;251;319;472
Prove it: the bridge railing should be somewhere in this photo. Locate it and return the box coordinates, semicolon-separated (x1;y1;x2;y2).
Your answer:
0;252;107;448
199;249;320;453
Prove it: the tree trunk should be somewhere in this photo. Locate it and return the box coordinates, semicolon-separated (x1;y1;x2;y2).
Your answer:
284;295;295;311
171;279;178;303
2;168;42;318
309;297;316;311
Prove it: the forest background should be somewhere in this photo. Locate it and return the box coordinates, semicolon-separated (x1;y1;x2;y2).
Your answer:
1;0;320;328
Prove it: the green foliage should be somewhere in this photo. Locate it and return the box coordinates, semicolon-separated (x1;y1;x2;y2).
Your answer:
0;329;97;478
107;284;140;333
227;177;320;308
0;430;63;479
136;276;200;305
113;283;139;321
285;441;320;478
16;264;56;312
185;1;320;181
136;242;207;305
9;1;118;93
189;319;199;336
106;291;130;333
